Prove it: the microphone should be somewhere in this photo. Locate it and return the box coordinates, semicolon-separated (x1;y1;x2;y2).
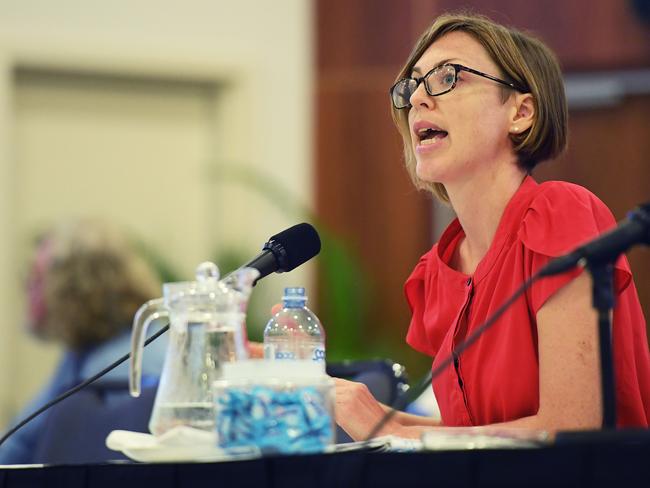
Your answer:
242;223;321;284
540;202;650;277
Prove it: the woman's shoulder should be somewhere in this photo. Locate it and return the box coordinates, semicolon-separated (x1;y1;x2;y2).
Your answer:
535;179;607;205
406;244;440;283
404;244;442;357
532;179;610;211
516;180;618;257
404;242;445;309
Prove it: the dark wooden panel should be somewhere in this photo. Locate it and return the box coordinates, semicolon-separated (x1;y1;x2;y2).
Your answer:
316;0;416;69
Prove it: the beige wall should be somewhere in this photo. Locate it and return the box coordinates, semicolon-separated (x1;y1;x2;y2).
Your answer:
0;0;313;425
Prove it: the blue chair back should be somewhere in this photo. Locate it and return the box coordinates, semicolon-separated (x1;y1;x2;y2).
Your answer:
33;380;157;464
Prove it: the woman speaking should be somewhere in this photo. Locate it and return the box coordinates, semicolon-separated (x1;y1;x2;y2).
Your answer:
334;12;650;439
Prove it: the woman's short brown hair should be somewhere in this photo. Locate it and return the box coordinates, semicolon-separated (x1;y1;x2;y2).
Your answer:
37;219;161;349
391;12;568;202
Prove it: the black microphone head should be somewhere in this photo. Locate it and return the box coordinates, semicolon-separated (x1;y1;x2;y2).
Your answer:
267;222;321;272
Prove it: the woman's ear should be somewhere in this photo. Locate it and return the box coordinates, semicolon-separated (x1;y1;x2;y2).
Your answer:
509;92;535;135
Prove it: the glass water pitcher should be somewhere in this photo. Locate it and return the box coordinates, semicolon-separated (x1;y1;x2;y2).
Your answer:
129;262;258;436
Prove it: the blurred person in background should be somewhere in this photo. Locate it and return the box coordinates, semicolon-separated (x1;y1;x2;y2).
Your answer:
334;12;650;439
0;218;167;463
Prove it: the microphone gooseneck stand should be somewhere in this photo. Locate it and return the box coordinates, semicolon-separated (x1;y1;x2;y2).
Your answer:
587;260;617;429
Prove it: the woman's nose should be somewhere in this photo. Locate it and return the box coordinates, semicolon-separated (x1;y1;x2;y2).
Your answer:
409;81;434;110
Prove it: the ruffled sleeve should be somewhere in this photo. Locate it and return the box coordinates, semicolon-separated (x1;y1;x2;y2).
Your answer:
517;181;632;314
404;250;438;357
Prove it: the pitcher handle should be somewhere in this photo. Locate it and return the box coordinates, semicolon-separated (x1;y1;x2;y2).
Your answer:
130;298;168;397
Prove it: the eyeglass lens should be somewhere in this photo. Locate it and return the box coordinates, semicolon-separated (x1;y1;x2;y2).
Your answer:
391;65;457;109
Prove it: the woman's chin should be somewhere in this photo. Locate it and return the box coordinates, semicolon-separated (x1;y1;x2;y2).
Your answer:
415;163;444;185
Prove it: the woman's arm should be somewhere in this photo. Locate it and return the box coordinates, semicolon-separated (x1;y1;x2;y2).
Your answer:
335;271;602;440
516;270;602;430
378;403;442;427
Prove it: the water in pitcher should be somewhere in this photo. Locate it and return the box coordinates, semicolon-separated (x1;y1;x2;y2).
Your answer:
150;401;215;432
149;322;243;434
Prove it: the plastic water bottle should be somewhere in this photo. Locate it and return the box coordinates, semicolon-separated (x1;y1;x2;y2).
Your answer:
263;287;326;365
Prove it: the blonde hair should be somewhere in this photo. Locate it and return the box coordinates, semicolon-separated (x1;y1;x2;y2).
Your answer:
391;12;568;202
37;218;161;349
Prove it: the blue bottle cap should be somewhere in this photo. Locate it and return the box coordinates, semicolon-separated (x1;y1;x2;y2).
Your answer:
283;287;307;301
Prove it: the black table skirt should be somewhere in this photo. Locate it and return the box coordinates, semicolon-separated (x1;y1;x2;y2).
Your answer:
2;434;650;488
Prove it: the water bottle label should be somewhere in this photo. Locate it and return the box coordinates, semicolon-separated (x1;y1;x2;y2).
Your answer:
275;350;296;360
312;348;325;361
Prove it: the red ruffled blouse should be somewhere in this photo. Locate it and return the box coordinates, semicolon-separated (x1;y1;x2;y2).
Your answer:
405;176;650;427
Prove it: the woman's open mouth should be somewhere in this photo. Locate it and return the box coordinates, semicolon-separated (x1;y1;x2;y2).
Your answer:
417;127;448;146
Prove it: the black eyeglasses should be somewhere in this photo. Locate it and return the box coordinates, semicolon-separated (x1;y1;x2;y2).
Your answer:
390;63;528;109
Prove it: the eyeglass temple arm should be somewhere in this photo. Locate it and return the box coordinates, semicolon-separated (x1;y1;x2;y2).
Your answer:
455;65;528;92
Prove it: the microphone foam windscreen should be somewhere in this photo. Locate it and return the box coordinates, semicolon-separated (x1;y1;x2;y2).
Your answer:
270;223;321;271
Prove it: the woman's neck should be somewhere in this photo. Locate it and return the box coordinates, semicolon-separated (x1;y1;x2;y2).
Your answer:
446;164;527;274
